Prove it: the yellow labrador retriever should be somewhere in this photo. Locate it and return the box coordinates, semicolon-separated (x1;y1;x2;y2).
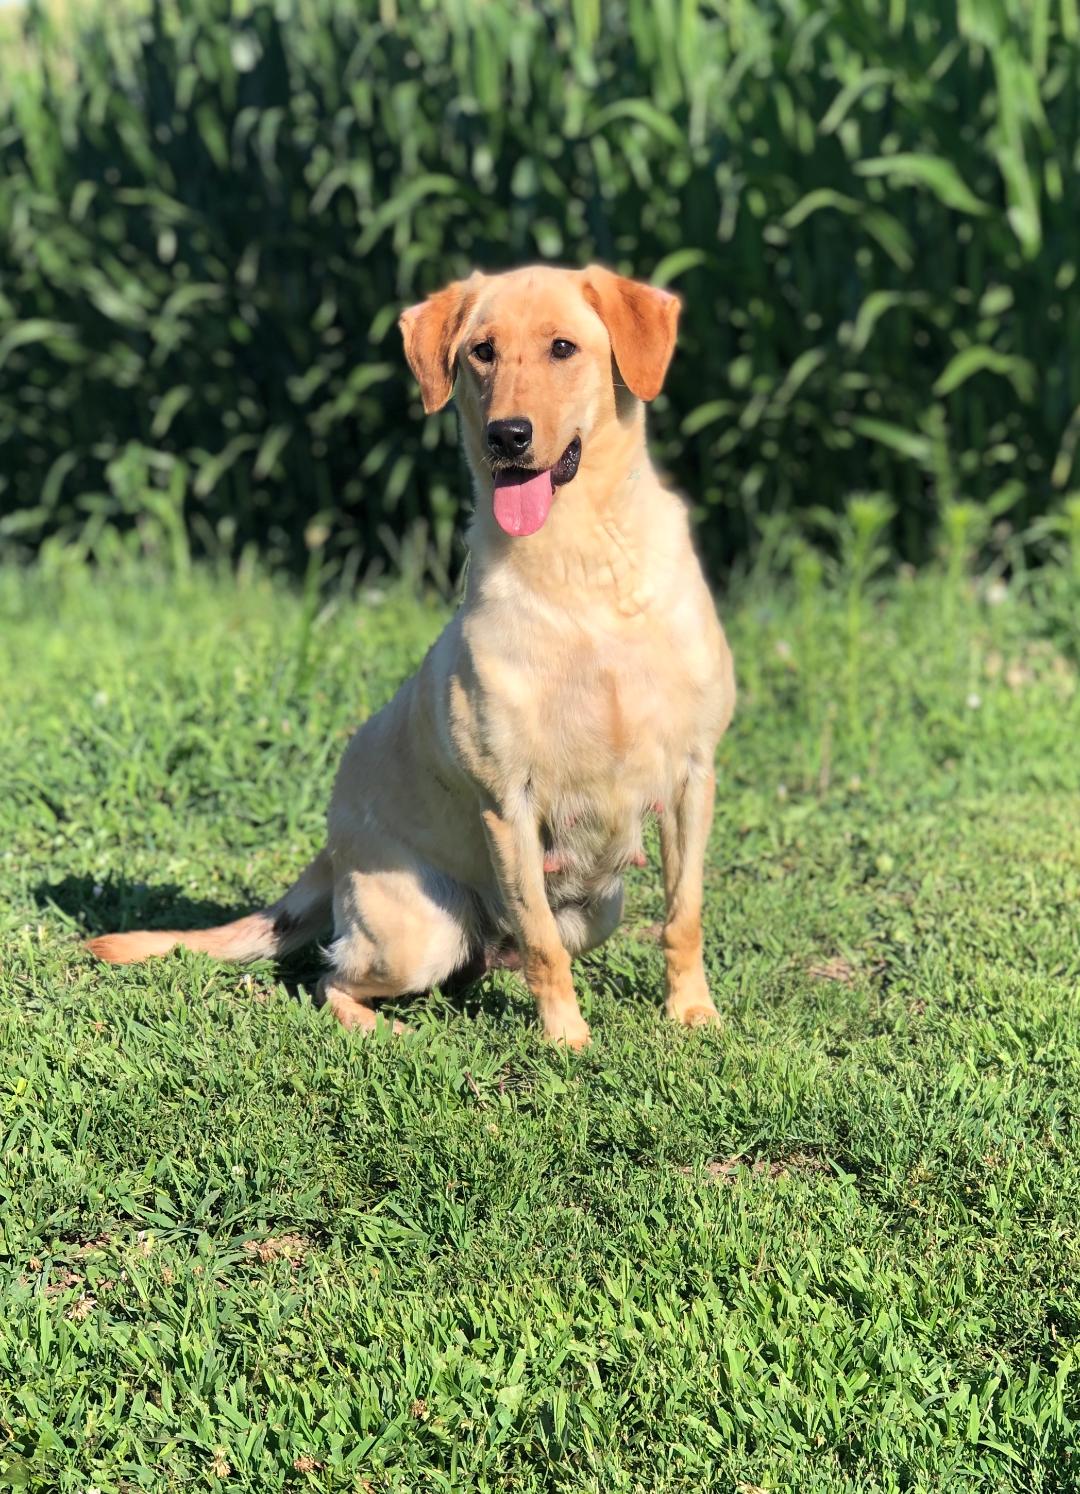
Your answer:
88;264;735;1048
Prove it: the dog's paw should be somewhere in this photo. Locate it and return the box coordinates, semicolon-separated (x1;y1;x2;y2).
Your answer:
678;1004;721;1029
665;991;721;1030
544;1013;592;1050
319;978;411;1036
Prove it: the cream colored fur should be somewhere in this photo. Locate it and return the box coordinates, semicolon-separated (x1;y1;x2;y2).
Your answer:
87;264;736;1048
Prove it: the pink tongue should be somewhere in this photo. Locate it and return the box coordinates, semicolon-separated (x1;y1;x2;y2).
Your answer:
493;468;554;537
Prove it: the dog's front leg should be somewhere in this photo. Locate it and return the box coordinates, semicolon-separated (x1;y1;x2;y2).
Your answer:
481;805;590;1049
659;763;721;1029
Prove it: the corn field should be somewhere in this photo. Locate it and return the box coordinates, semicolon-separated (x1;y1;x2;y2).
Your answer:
1;0;1079;581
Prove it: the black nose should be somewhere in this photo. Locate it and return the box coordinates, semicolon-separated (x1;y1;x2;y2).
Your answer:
486;417;532;460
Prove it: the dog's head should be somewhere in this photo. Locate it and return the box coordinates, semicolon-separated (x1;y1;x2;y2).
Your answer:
399;265;679;537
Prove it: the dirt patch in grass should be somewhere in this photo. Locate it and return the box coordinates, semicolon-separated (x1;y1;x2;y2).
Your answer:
683;1152;832;1184
242;1233;311;1266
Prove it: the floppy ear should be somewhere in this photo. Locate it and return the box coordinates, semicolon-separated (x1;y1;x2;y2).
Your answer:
398;278;478;413
582;266;680;401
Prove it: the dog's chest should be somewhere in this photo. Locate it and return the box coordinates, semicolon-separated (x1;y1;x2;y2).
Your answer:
523;662;674;885
454;568;729;846
545;660;669;772
525;644;704;829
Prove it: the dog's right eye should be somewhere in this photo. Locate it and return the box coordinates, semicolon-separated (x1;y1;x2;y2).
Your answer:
472;341;495;364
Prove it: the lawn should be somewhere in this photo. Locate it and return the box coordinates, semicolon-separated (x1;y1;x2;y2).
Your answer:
2;551;1080;1492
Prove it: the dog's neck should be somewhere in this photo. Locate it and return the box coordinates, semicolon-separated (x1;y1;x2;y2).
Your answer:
463;406;665;617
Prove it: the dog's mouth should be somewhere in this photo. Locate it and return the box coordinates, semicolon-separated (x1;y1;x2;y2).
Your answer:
492;436;581;538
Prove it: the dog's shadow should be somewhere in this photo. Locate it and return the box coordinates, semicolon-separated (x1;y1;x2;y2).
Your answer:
34;873;516;1022
35;873;326;1002
36;873;249;937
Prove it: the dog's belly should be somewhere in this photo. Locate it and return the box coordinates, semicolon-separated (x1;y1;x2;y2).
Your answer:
518;690;674;902
541;796;655;900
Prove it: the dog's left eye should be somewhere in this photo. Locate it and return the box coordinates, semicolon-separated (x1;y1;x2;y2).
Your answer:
551;339;577;360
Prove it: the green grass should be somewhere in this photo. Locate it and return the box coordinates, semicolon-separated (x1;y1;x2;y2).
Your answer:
2;551;1080;1491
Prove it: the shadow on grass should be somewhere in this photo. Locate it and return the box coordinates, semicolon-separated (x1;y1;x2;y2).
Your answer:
35;873;250;936
34;872;325;1000
33;873;518;1023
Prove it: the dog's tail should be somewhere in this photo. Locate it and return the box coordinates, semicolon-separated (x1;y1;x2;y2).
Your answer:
85;849;334;966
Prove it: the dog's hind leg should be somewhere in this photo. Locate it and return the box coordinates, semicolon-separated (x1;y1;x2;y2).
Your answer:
85;850;334;966
320;858;474;1033
317;975;412;1034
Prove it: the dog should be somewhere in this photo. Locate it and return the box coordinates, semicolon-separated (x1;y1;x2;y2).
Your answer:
87;264;736;1048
